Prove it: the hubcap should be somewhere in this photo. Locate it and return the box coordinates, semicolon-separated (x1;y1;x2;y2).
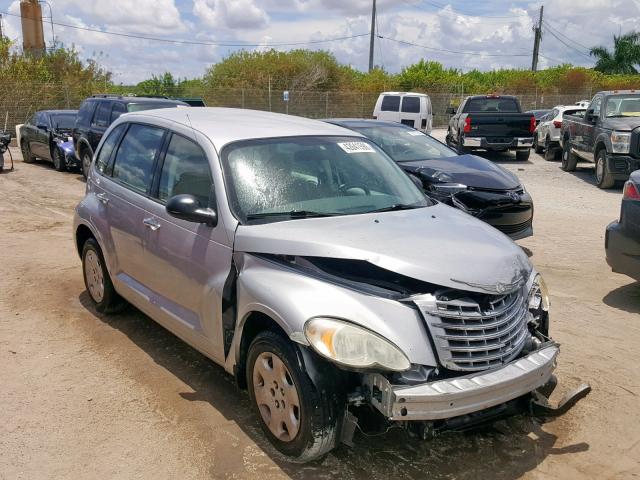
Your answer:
252;351;301;442
84;250;104;303
596;156;604;182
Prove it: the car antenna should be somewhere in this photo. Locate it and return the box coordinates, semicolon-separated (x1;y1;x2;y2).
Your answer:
185;113;198;142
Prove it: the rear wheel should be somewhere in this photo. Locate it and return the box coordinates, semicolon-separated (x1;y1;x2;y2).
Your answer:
81;150;92;179
533;134;543;154
543;137;556;161
21;142;35;163
595;150;615;189
456;135;467;154
82;238;125;313
247;331;343;462
52;148;66;172
516;149;530;161
561;140;578;171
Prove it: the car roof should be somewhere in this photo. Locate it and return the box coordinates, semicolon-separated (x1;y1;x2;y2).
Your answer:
87;96;187;105
467;95;518;100
379;92;429;97
599;90;640;96
37;109;78;114
325;118;414;129
123;108;364;148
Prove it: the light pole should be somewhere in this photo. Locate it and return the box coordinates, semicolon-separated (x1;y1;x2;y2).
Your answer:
38;0;55;49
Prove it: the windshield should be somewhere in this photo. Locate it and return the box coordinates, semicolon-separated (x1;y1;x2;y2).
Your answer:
127;102;183;112
352;125;456;162
605;95;640;117
51;114;76;130
221;136;431;223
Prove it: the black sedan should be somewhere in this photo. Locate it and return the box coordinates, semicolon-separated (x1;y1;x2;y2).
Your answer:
326;119;534;240
19;110;78;171
606;171;640;281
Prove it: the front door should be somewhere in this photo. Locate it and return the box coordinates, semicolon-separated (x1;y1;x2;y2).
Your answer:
137;132;231;361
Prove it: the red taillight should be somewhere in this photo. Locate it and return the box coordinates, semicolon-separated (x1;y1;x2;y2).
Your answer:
529;116;536;133
464;116;472;133
553;120;562;128
623;181;640;200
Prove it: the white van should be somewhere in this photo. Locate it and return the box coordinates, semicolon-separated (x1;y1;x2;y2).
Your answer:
373;92;433;133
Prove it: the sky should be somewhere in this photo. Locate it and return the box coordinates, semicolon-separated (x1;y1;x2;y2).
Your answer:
0;0;638;84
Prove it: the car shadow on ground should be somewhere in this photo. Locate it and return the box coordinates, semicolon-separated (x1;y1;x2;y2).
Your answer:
603;281;640;314
78;291;589;480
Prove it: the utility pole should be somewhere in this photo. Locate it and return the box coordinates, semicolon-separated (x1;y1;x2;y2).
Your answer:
531;5;543;72
368;0;376;72
0;14;4;41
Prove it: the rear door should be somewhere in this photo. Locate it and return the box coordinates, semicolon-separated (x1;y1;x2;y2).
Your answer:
31;112;50;158
376;95;401;123
138;132;231;359
89;101;112;152
399;95;423;130
96;122;168;301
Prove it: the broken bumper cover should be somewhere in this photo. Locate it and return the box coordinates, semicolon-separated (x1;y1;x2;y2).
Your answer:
365;344;558;421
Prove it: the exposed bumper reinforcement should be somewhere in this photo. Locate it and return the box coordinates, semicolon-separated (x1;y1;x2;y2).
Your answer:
364;343;558;421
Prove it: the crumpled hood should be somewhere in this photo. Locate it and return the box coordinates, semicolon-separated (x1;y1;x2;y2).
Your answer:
235;203;532;294
400;154;520;190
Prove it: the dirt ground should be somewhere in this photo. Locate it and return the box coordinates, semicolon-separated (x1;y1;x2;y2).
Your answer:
1;132;639;480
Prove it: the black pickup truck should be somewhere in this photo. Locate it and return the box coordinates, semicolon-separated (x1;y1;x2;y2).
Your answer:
446;95;535;161
560;90;640;189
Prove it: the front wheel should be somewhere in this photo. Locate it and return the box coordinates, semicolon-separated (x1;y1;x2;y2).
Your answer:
595;150;615;189
247;331;343;462
53;148;66;172
21;142;35;163
516;149;530;161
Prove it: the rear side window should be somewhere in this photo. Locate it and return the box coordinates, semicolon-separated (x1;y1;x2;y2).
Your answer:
95;124;126;175
111;103;126;123
401;96;421;113
77;101;97;126
157;134;213;207
93;102;112;128
112;124;165;194
380;96;401;112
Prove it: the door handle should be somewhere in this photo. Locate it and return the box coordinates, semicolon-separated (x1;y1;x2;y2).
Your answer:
96;192;109;205
143;217;161;231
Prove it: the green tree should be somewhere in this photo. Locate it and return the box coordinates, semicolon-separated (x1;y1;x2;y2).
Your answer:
590;32;640;74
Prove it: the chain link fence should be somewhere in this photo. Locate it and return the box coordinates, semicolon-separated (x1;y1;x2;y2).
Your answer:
1;82;595;141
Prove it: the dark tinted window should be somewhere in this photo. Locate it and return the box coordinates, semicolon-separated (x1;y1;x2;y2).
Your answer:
380;95;401;112
95;124;126;175
111;103;126;122
112;124;165;194
76;101;97;126
464;97;519;113
158;134;212;207
93;102;112;128
50;114;76;130
401;96;421;113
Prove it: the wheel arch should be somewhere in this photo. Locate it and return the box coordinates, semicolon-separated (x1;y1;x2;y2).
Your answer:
594;139;608;160
77;138;93;160
75;222;98;258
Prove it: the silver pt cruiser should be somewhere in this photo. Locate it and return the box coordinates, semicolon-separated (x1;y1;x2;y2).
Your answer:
74;108;579;462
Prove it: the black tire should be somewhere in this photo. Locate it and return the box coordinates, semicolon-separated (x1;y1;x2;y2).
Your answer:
516;149;530;161
52;148;66;172
81;149;92;179
456;135;467;154
445;130;454;147
21;142;35;163
533;135;543;154
561;140;578;172
595;150;615;189
81;238;125;313
247;331;344;462
543;137;556;161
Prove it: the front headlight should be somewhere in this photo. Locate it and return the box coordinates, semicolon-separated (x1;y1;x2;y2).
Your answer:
611;131;631;154
528;273;550;314
304;317;410;371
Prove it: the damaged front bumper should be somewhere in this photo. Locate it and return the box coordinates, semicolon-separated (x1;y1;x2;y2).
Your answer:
364;343;558;421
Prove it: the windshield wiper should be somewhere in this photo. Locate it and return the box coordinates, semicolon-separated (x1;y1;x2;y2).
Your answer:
246;210;341;220
368;203;425;213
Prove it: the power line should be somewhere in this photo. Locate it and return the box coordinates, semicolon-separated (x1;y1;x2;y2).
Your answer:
542;25;593;60
542;20;592;53
399;0;532;20
379;35;531;57
0;10;369;47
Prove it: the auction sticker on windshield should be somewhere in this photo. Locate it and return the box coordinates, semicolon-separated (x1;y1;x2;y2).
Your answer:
337;142;376;154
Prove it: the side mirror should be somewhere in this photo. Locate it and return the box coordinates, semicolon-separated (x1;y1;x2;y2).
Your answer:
166;194;217;226
445;106;456;115
585;109;596;122
37;124;49;131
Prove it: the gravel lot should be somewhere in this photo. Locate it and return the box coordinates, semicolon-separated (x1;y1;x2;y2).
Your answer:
1;129;639;479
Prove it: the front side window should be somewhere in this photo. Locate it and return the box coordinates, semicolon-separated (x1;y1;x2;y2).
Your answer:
112;124;165;194
355;126;456;162
590;96;602;116
158;134;213;207
401;96;421;113
93;102;112;128
221;136;430;223
95;124;127;174
380;96;401;112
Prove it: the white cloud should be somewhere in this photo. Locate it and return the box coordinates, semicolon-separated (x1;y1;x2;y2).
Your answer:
193;0;269;29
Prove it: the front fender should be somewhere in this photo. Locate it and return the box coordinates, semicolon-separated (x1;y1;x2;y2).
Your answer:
230;253;439;371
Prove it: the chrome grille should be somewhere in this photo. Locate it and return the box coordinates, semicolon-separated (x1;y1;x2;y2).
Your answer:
413;287;529;371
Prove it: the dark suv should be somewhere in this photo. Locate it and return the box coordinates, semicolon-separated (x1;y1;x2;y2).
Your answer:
73;95;188;177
